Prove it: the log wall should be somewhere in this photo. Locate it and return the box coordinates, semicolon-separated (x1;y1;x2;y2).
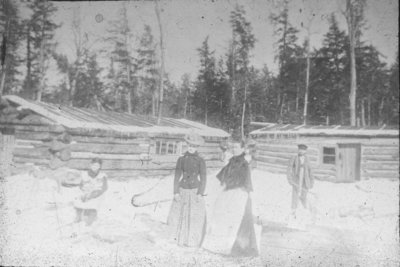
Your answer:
2;121;226;179
252;135;399;182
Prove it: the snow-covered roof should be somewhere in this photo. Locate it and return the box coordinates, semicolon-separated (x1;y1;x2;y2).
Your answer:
250;122;399;138
2;95;229;138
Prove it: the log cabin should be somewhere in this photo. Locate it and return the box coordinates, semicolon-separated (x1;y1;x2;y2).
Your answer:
250;123;399;182
0;95;229;179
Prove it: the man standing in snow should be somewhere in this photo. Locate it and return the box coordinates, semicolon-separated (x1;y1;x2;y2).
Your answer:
287;144;314;220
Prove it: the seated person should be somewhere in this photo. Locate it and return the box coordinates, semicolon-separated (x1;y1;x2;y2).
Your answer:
73;158;108;230
31;132;78;192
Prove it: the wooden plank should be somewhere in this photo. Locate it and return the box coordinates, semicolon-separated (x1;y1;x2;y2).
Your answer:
362;170;399;179
361;162;399;170
0;123;64;133
15;131;55;141
256;150;319;163
70;142;149;154
13;147;48;158
71;135;150;144
13;156;48;165
255;155;293;166
256;144;319;156
104;169;173;179
362;148;398;156
362;154;399;161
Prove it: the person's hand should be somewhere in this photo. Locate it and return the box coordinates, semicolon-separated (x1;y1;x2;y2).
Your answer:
174;193;181;202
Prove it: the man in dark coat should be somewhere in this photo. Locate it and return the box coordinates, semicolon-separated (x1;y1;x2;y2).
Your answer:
287;144;314;215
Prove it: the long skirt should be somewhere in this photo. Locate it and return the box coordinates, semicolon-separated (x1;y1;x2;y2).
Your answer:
202;188;259;257
167;188;206;247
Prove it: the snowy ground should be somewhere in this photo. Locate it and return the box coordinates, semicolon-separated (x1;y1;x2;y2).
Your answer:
0;169;399;266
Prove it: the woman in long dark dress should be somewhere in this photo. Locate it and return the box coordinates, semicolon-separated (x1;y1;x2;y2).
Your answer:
202;141;259;257
167;133;207;247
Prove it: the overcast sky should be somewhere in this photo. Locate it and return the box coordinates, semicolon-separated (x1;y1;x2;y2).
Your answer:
20;0;399;85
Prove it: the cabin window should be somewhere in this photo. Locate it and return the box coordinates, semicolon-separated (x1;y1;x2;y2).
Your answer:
155;140;181;155
322;147;336;164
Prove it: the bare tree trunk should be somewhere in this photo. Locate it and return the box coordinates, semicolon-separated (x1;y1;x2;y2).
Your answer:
279;93;286;122
155;0;165;125
183;89;188;119
348;39;357;126
36;14;46;102
0;19;10;96
343;0;365;126
126;64;132;114
367;95;371;126
295;85;299;113
205;95;208;125
378;97;385;126
25;24;32;96
303;40;311;125
361;98;366;126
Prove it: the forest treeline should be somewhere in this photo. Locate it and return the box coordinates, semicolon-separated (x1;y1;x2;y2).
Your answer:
1;0;398;138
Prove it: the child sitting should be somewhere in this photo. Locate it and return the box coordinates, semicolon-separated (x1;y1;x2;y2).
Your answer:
73;158;108;233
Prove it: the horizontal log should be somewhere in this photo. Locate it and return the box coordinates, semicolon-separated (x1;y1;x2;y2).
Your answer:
362;155;399;161
362;148;398;156
104;169;173;179
15;131;55;141
13;147;48;158
362;170;399;179
255;144;319;156
255;138;298;145
255;150;319;163
361;162;399;171
70;142;149;154
13;156;48;165
71;135;150;145
1;123;64;133
16;139;43;146
66;158;175;170
255;155;290;166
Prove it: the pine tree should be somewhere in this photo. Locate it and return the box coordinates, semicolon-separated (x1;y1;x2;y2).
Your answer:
342;0;367;125
229;5;255;139
387;53;399;125
106;4;137;113
310;14;350;125
356;44;388;126
73;53;105;110
194;36;217;125
136;25;158;115
0;0;22;95
23;0;59;101
270;1;300;121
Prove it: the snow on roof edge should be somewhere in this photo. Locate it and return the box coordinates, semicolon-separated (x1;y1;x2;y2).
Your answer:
250;127;399;137
3;95;230;138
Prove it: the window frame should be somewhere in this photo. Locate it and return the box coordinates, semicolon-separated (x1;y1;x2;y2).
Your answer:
321;146;337;165
154;139;182;155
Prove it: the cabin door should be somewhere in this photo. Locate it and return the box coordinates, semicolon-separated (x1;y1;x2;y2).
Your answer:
337;143;361;182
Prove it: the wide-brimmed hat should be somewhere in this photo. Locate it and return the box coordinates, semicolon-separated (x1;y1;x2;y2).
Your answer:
184;132;205;146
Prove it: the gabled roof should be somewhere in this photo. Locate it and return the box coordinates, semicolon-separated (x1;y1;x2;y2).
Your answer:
250;122;399;137
2;95;229;138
